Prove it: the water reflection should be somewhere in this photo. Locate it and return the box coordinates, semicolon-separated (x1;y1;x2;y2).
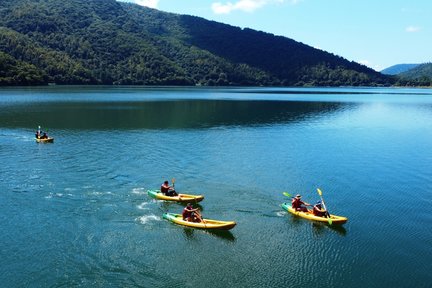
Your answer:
206;230;236;242
182;227;195;240
182;227;236;242
0;99;345;129
311;222;347;237
236;87;432;96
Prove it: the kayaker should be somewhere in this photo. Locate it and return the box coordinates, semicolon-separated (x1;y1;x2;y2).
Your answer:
40;132;48;139
161;180;178;196
313;201;327;217
292;194;311;212
182;203;201;222
35;126;41;139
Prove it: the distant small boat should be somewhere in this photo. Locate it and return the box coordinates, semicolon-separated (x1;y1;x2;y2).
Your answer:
36;137;54;143
147;190;204;203
163;213;236;230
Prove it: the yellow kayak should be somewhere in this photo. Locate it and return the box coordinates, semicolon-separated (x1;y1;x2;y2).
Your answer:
163;213;236;230
36;137;54;143
281;203;348;224
147;190;204;203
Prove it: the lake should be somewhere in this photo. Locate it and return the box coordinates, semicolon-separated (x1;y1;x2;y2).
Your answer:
1;86;431;287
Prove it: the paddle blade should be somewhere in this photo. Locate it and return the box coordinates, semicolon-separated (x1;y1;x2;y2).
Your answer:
171;178;175;184
317;188;323;196
282;192;292;197
327;212;333;225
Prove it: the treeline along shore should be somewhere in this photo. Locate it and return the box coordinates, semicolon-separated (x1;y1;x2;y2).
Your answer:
0;0;429;87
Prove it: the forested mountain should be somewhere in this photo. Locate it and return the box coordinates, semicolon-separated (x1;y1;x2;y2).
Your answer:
0;0;392;86
395;63;432;86
381;64;420;75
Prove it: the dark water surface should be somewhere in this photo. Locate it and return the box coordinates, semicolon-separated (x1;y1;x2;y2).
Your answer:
1;86;431;287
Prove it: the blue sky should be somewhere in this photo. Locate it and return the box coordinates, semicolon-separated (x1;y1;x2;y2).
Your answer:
119;0;431;71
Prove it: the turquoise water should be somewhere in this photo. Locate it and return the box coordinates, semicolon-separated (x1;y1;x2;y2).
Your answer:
1;86;431;287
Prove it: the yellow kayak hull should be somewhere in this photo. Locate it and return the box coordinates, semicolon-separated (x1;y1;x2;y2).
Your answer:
163;213;236;230
147;190;204;203
281;203;348;225
36;137;54;143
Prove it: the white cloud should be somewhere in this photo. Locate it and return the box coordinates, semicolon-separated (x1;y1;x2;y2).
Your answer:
212;2;235;14
358;60;370;66
405;26;421;33
212;0;266;14
133;0;159;8
212;0;300;14
358;60;381;71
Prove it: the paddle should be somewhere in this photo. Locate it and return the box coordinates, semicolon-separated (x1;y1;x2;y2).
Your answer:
282;192;292;198
170;177;181;199
195;209;206;228
317;188;332;225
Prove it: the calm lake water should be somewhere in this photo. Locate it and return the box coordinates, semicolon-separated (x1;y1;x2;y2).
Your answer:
1;86;431;287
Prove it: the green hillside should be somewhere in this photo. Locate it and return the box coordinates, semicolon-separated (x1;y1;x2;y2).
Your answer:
381;64;420;75
396;63;432;86
0;0;392;86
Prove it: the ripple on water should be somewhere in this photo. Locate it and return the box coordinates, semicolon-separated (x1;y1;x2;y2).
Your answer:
89;191;113;196
2;88;432;288
44;192;74;199
137;214;161;224
131;187;146;195
276;211;286;217
137;202;152;210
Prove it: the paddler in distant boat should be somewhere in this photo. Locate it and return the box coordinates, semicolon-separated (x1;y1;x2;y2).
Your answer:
161;180;178;196
312;201;327;217
292;194;311;212
182;203;202;222
35;126;41;139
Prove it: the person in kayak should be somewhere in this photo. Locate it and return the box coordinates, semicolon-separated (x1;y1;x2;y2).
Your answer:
313;201;327;217
40;132;48;139
35;126;41;139
182;203;201;222
292;194;311;212
161;180;178;196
